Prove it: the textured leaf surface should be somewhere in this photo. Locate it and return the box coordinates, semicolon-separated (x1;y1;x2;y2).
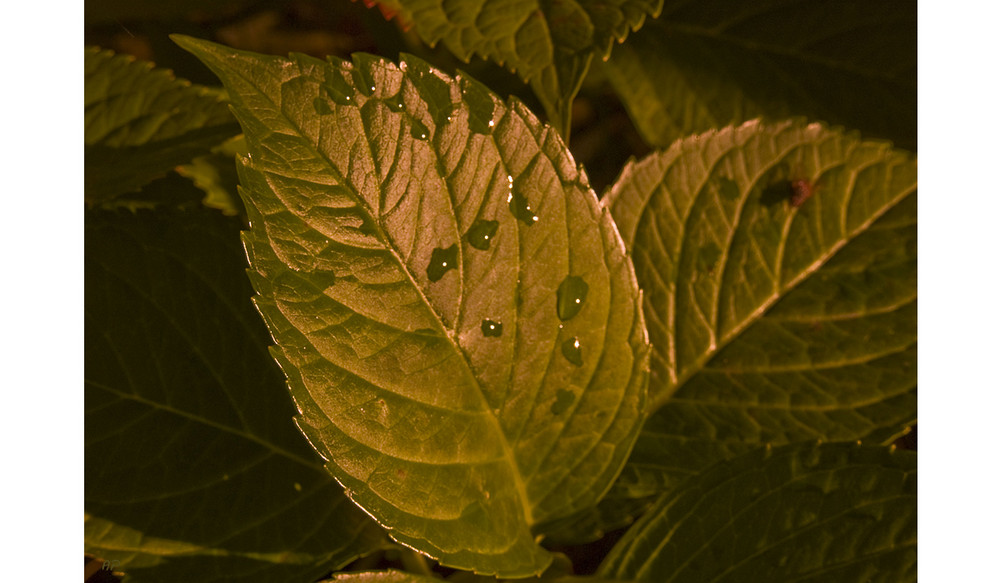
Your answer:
604;119;916;500
370;0;663;134
85;47;240;202
603;0;916;150
174;37;649;576
85;208;387;583
320;570;442;583
599;442;916;582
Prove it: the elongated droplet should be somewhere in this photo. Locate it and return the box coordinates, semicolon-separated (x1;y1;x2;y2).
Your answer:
556;276;588;321
481;319;502;337
410;118;430;141
508;191;538;225
313;97;332;115
351;67;376;96
561;337;583;366
465;220;499;250
323;72;355;106
426;244;458;282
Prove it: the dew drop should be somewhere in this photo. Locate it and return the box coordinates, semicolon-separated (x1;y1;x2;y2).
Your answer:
561;337;583;366
508;190;538;225
323;76;355;106
410;118;430;141
426;244;458;282
313;97;332;115
481;319;503;337
465;220;499;250
350;66;375;97
488;119;495;127
556;276;588;321
551;388;575;414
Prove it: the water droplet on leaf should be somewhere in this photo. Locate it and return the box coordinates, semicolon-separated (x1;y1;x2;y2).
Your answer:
465;220;499;250
561;337;583;366
556;276;588;320
323;72;355;106
426;244;458;282
508;190;538;225
410;118;430;141
481;319;502;337
551;388;575;414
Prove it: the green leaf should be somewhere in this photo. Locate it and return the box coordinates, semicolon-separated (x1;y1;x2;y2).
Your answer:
176;135;249;216
599;442;916;582
320;571;442;583
85;47;241;203
604;119;916;499
173;36;649;577
85;208;388;583
603;0;916;151
369;0;663;137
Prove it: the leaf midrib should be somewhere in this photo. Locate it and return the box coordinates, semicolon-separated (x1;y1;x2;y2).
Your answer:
230;57;536;526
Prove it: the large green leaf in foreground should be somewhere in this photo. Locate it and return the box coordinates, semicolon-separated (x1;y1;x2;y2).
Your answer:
600;442;916;582
174;37;649;576
370;0;663;135
85;208;387;583
604;0;917;151
606;119;916;500
85;47;240;203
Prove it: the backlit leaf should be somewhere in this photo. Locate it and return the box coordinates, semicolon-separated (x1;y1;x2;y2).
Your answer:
604;119;916;500
173;36;649;576
599;442;916;582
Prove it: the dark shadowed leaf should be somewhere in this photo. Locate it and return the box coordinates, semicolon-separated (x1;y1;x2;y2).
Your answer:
367;0;663;136
603;0;916;151
603;119;915;504
85;47;240;202
85;208;388;583
599;442;916;583
173;36;649;576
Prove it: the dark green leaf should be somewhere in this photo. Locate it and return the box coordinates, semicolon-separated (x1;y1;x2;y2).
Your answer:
85;208;387;583
85;47;240;203
173;36;649;576
369;0;663;136
603;0;916;150
599;442;916;583
604;119;916;500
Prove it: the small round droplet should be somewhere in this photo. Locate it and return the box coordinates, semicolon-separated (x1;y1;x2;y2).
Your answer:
556;276;589;321
488;119;495;127
426;244;458;282
481;319;502;337
561;337;583;366
465;220;499;250
410;118;430;141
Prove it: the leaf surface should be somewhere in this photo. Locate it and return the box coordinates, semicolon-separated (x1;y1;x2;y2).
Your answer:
174;36;649;576
603;0;916;150
85;208;388;583
369;0;663;135
599;442;917;582
604;119;916;500
85;47;240;202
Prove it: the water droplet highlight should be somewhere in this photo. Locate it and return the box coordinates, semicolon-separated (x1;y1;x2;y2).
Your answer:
465;220;499;250
556;276;588;321
410;118;430;141
481;319;502;337
551;388;575;414
508;190;538;225
313;97;332;115
561;337;583;366
350;66;376;97
426;244;458;282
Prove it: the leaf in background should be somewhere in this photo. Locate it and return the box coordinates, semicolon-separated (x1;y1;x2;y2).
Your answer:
177;135;249;216
603;0;916;151
173;36;649;576
367;0;663;137
85;207;388;583
85;47;241;203
599;442;916;582
604;119;916;501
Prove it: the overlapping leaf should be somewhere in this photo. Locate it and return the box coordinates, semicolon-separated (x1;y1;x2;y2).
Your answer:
603;0;916;150
173;36;649;576
85;47;240;202
599;442;917;582
367;0;663;135
603;119;916;500
85;207;388;583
